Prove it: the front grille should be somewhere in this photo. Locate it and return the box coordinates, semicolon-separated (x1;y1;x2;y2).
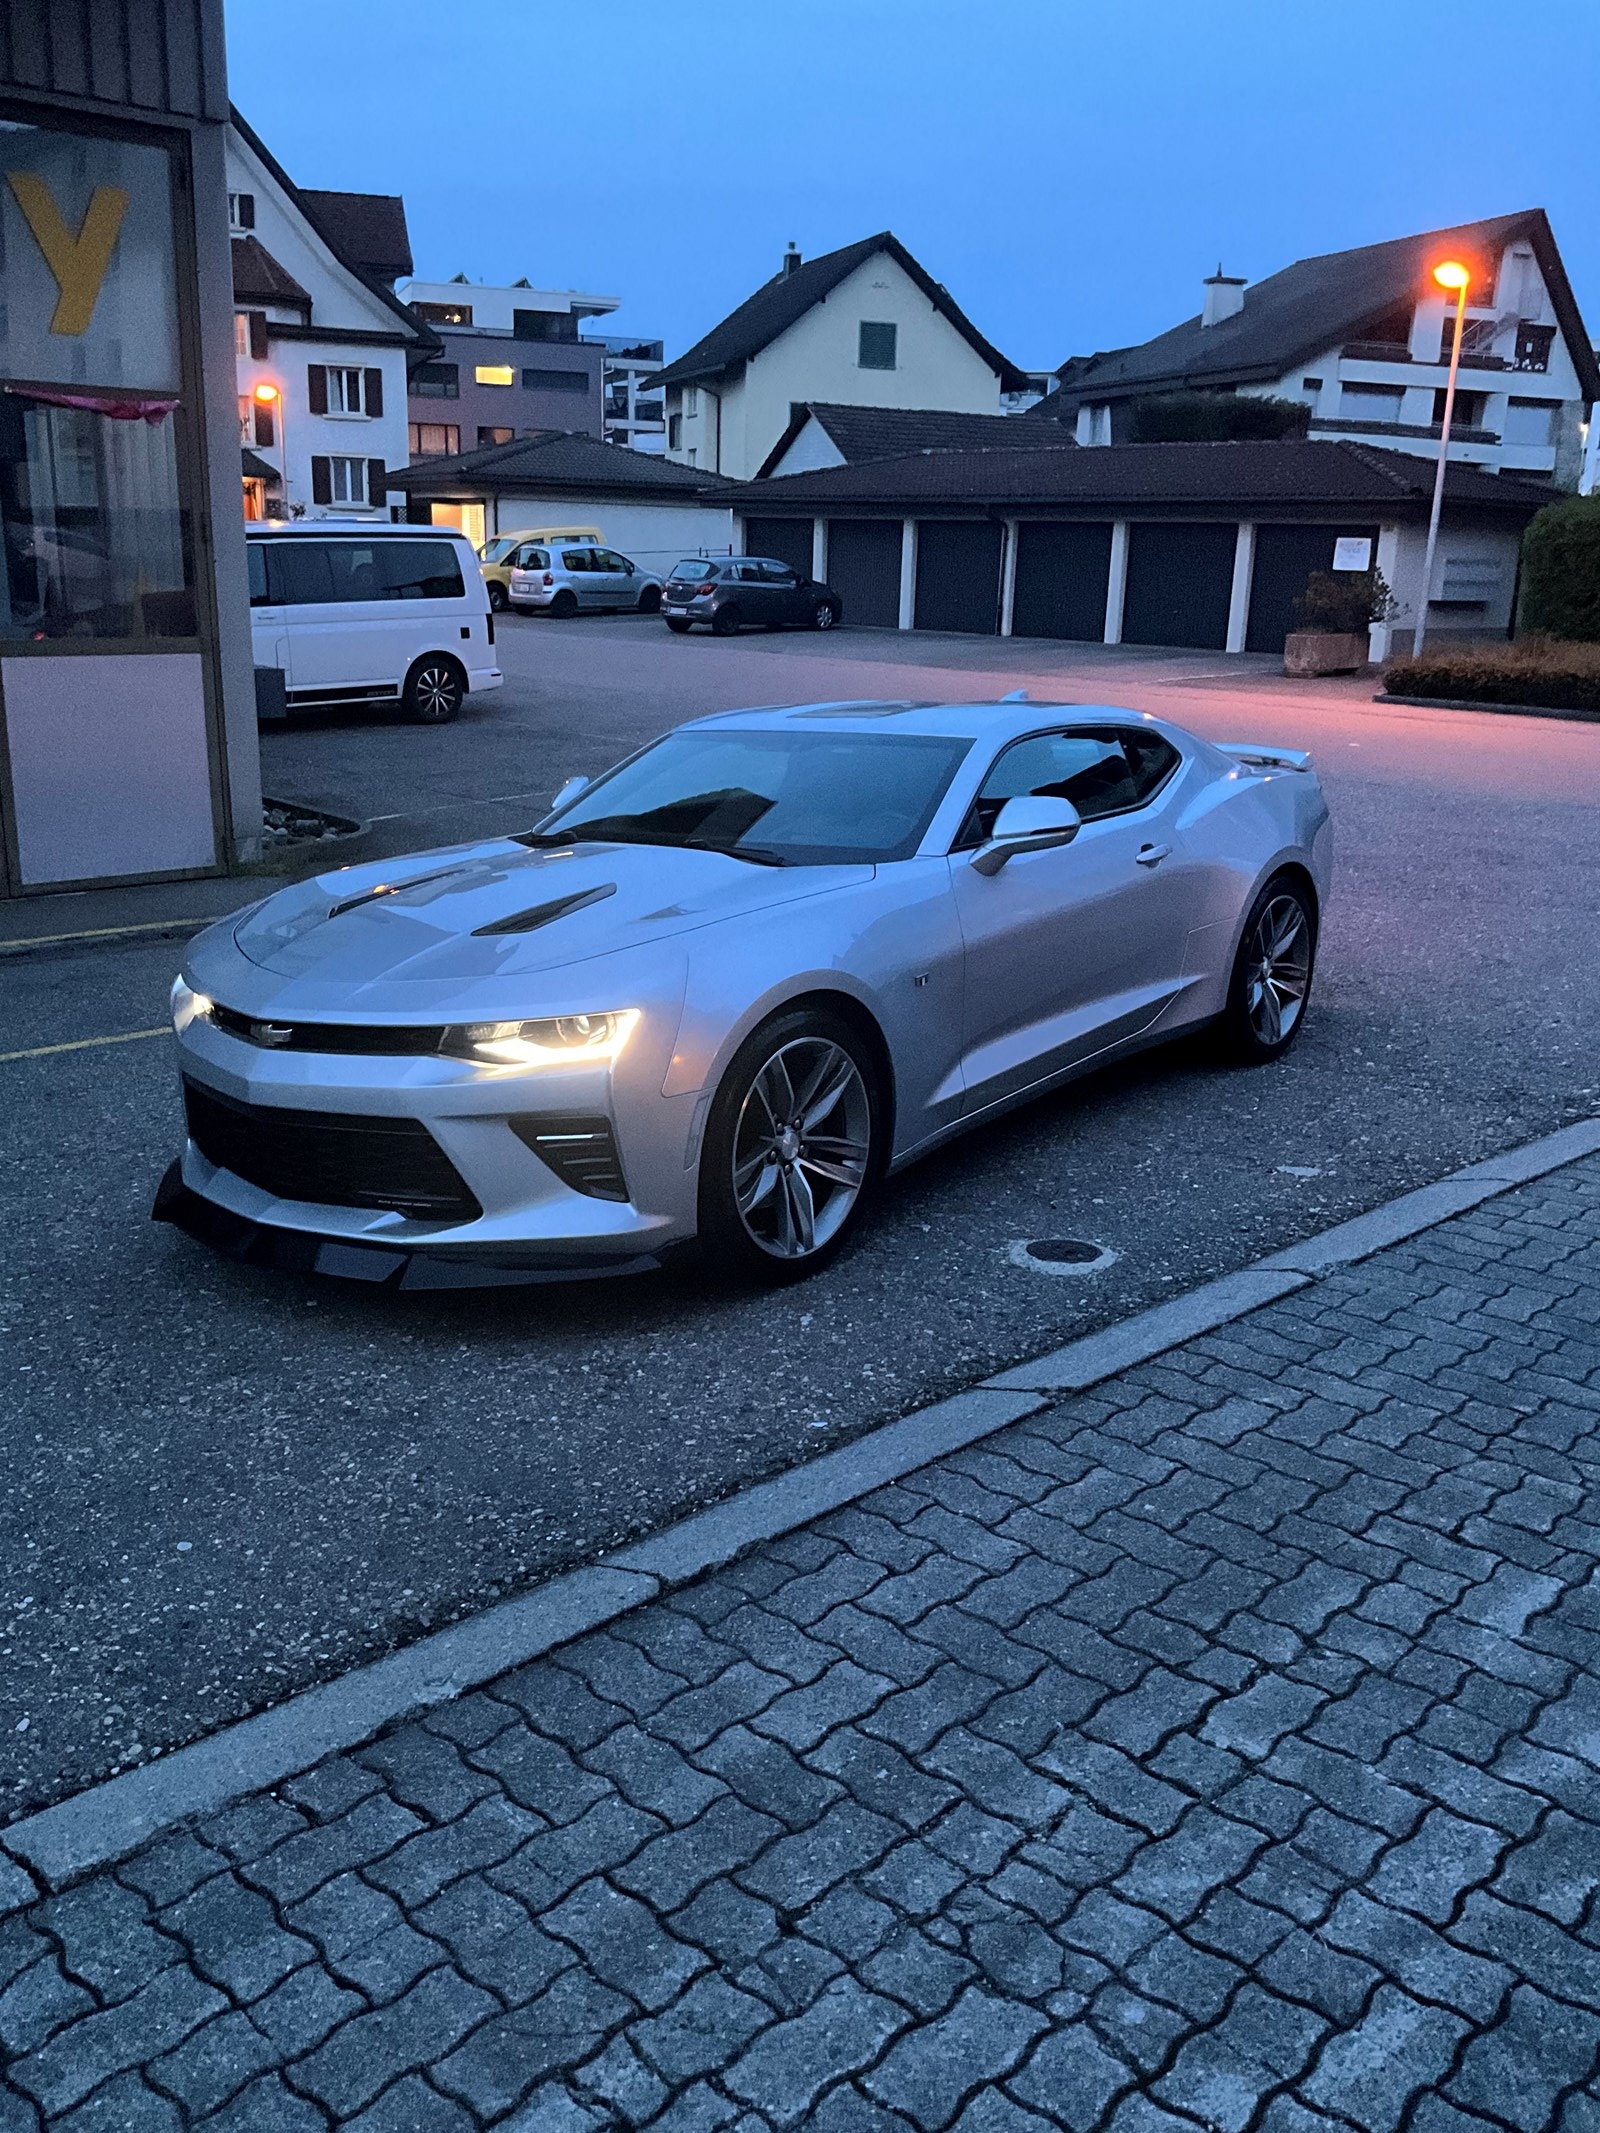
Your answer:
209;1004;443;1055
183;1078;482;1222
510;1115;628;1202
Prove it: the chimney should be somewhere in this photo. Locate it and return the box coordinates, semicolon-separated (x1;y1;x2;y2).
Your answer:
1202;265;1246;328
782;242;802;278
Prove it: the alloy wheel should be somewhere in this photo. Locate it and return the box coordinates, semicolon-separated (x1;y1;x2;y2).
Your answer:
814;602;836;631
411;663;462;721
1244;893;1311;1046
731;1037;872;1259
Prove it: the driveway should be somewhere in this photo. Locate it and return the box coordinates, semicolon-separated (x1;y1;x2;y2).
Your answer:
2;618;1597;1816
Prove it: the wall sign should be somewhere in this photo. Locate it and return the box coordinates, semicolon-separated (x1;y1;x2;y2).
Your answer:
1332;536;1373;572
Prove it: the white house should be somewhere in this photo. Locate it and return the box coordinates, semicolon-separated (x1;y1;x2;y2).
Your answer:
656;234;1028;482
1050;212;1599;488
227;112;429;520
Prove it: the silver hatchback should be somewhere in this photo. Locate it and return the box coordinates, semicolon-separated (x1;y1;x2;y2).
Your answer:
507;543;664;618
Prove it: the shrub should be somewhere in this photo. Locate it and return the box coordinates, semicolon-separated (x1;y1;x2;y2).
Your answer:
1518;494;1600;641
1383;635;1600;713
1293;567;1399;633
1126;392;1312;444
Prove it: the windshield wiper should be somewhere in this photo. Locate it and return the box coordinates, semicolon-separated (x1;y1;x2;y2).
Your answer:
688;841;789;867
516;827;790;865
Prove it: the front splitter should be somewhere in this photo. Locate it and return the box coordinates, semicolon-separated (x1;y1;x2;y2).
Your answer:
151;1162;666;1289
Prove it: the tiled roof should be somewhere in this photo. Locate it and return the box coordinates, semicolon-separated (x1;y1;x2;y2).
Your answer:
1046;210;1600;408
390;430;736;497
299;190;413;282
230;235;311;308
757;403;1074;477
720;438;1556;517
654;234;1027;394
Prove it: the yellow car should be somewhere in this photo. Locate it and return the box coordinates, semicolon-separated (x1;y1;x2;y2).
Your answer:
477;527;601;610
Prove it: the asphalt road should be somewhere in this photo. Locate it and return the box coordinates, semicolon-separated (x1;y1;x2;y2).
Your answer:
3;616;1598;1818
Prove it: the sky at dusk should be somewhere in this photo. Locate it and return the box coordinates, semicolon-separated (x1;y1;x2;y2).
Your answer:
227;0;1600;373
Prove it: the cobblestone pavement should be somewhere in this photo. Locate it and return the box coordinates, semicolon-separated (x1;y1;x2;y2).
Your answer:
5;1155;1600;2131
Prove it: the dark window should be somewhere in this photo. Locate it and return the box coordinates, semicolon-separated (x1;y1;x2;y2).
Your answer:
668;412;682;448
265;540;335;606
757;561;796;585
735;562;762;582
1122;729;1181;801
1301;377;1323;392
669;558;718;581
956;727;1177;847
477;426;514;447
521;368;591;394
512;547;548;569
513;308;577;342
370;539;465;600
560;549;595;571
412;363;459;399
415;300;473;327
1433;389;1486;428
858;321;898;371
408;422;460;456
263;539;464;605
246;542;269;604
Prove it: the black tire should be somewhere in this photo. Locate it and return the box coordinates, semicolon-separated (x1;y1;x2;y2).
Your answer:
710;603;742;637
698;1007;882;1283
549;588;579;619
1220;873;1318;1063
637;584;662;615
403;655;465;724
812;599;839;631
486;580;509;612
665;617;691;634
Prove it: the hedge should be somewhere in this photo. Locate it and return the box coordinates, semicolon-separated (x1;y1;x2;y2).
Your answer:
1519;495;1600;641
1383;637;1600;713
1126;392;1312;443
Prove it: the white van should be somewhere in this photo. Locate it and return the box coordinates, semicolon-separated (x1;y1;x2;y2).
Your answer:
247;523;502;723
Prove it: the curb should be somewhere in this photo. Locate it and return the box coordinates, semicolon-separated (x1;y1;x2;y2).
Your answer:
6;1112;1600;1892
1376;690;1600;725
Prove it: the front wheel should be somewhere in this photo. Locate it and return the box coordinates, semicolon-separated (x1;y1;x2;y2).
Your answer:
699;1010;881;1282
486;581;509;613
1221;875;1317;1062
812;600;838;631
637;584;662;614
403;656;465;724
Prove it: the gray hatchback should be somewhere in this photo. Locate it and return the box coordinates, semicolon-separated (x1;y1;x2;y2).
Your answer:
662;555;843;636
507;544;664;618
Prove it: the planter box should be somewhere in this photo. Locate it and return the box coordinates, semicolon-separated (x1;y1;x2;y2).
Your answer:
1284;630;1368;677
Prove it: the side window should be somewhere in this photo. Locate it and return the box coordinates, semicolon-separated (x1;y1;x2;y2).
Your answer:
735;562;762;582
379;540;466;600
1120;728;1181;802
324;543;385;603
594;550;627;570
246;543;270;606
271;542;337;607
758;561;795;585
956;729;1148;846
560;549;593;571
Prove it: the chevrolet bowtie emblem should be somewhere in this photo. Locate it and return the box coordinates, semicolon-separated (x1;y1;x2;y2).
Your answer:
250;1021;293;1047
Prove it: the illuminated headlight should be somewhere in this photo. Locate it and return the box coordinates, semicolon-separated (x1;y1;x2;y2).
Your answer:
170;976;213;1033
439;1009;640;1067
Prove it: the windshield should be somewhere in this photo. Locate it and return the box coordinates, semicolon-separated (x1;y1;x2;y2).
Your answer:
527;728;972;866
480;537;518;563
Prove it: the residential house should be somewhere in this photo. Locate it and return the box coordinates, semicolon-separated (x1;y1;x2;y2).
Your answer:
227;113;429;519
759;402;1075;478
656;235;1029;481
717;439;1550;652
591;336;666;453
399;277;613;460
1047;212;1598;487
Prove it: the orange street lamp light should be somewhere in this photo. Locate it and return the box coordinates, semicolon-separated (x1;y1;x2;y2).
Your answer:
252;382;279;403
250;383;288;507
1414;261;1472;658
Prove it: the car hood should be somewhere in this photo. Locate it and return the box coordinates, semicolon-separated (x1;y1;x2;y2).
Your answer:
226;837;873;991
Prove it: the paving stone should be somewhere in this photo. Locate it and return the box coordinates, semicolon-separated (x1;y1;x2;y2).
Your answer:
245;1962;362;2055
1113;1808;1266;1924
286;1871;442;2000
925;1803;1024;1876
585;1725;727;1826
740;1802;900;1912
807;1730;960;1831
1366;1808;1507;1925
1322;1890;1512;2021
575;2033;670;2125
495;1662;626;1748
722;1978;907;2125
1258;1926;1379;2024
146;2007;278;2119
1445;1984;1600;2133
1298;1985;1469;2133
861;1927;977;2018
356;1723;497;1822
1007;2022;1135;2130
290;1966;496;2118
239;1793;423;1907
279;1753;386;1823
924;1729;1074;1831
116;1833;226;1910
557;1630;687;1716
414;1875;573;2005
194;2071;327;2130
1125;1933;1243;2022
471;1723;612;1823
35;1880;178;2006
695;1725;844;1829
803;1882;899;1959
863;1986;1048;2129
365;1793;545;1908
497;2079;612;2131
862;1663;1001;1754
669;1879;782;1968
652;1664;792;1752
546;1877;704;2011
630;1972;773;2083
1492;1808;1600;1923
0;1954;96;2058
1202;1676;1329;1760
738;1929;845;2016
343;2072;479;2131
10;1966;228;2118
1088;1982;1190;2074
433;1968;633;2122
53;2072;181;2131
491;1796;663;1911
613;1796;783;1911
1038;1738;1188;1834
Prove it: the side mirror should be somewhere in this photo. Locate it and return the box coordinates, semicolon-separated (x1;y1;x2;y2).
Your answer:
970;794;1082;876
624;561;636;575
550;774;590;812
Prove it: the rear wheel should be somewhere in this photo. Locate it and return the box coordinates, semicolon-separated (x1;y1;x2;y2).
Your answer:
665;617;691;634
637;583;662;614
403;655;465;724
699;1009;881;1282
1221;875;1317;1062
486;581;509;612
710;603;742;637
549;588;578;619
812;600;838;631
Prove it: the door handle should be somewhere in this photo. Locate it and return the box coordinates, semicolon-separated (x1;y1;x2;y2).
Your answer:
1135;843;1172;867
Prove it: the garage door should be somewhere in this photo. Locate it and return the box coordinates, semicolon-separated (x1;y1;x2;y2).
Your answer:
741;517;814;579
1122;523;1238;650
826;520;902;629
1012;522;1113;641
914;521;1002;635
1246;524;1379;652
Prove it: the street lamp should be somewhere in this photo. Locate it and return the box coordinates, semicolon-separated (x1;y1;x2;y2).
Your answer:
253;382;286;510
1413;260;1471;659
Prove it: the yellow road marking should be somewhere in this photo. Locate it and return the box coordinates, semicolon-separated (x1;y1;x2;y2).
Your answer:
0;1027;168;1063
0;917;212;955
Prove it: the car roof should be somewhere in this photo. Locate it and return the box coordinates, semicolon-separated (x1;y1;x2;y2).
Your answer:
685;700;1182;743
245;521;471;538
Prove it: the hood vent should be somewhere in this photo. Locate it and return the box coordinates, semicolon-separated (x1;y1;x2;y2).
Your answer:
472;883;617;937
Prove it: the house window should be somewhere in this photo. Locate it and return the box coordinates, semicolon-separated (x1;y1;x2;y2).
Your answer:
477;426;514;447
413;363;459;399
238;395;253;444
521;367;590;393
234;312;250;358
686;447;696;467
475;365;515;387
408;422;460;456
686;387;699;417
858;321;898;370
415;300;474;327
228;191;255;231
324;367;367;416
325;456;368;504
1504;398;1559;446
1433;389;1486;429
668;412;683;448
1338;383;1405;424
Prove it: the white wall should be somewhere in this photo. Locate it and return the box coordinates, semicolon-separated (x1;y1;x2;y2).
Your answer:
228;128;413;518
482;492;734;575
669;251;1006;480
764;417;848;478
1379;519;1524;650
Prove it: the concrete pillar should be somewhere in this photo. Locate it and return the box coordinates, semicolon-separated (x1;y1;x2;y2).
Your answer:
812;517;827;584
733;516;746;556
1371;522;1403;661
1225;521;1256;654
1103;521;1129;643
999;519;1018;636
898;519;917;631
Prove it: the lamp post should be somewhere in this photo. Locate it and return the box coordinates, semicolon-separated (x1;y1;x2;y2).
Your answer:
1413;260;1471;660
253;381;285;513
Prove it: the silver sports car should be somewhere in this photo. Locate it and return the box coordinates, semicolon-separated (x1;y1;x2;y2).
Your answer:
156;699;1331;1286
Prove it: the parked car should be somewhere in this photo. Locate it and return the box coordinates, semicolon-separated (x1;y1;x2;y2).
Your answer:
247;523;500;723
478;527;600;611
157;700;1329;1289
507;544;664;618
662;555;842;635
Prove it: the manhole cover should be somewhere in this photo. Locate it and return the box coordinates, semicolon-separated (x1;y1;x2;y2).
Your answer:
1008;1236;1118;1277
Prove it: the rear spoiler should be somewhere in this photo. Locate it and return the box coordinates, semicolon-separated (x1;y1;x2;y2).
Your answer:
1217;743;1313;773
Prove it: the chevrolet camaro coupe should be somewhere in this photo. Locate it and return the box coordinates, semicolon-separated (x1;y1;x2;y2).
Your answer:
156;699;1331;1287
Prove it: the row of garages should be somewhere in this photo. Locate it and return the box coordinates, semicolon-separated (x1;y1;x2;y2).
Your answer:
742;514;1382;654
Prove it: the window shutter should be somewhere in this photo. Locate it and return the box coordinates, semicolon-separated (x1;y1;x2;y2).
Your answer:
248;311;268;359
363;368;383;419
366;458;386;505
307;364;327;414
311;455;332;505
253;403;274;447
